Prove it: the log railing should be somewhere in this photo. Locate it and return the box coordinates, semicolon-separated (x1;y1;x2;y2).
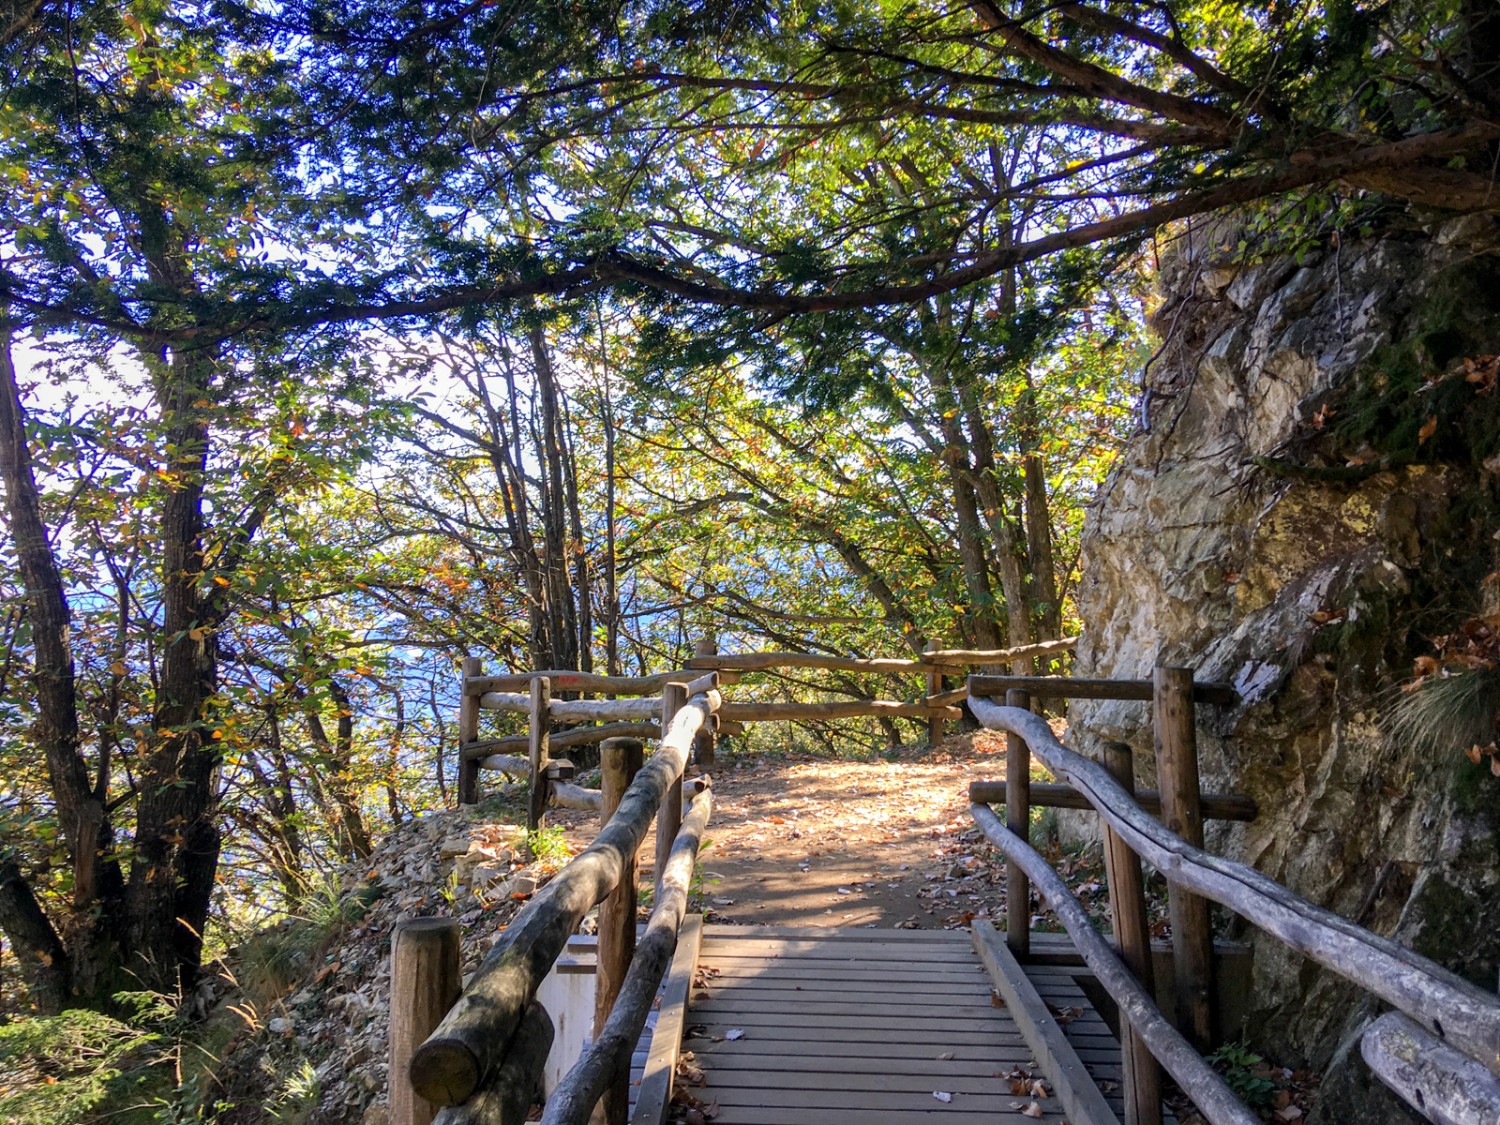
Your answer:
395;681;722;1125
967;669;1500;1125
457;637;1079;815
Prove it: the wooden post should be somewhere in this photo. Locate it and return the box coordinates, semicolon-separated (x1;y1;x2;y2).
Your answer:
1155;664;1215;1049
390;918;462;1125
1101;741;1162;1125
692;640;718;771
458;656;482;805
925;639;945;746
1005;687;1032;959
594;737;643;1125
528;677;551;833
655;682;687;900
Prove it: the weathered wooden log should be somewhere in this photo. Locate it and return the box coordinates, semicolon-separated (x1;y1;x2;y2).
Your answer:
468;670;693;696
1362;1011;1500;1125
1005;688;1031;960
968;693;1500;1077
1156;665;1214;1049
967;781;1259;822
1100;741;1162;1125
462;723;662;762
409;696;711;1106
527;679;550;833
540;789;714;1125
681;670;719;698
720;699;962;722
656;685;686;901
924;684;968;710
969;674;1238;706
477;754;532;777
683;638;1077;675
550;697;662;723
716;718;745;737
478;691;532;713
970;802;1259;1125
459;657;483;805
391;919;463;1125
594;738;642;1125
925;640;945;745
548;783;602;812
432;1002;553;1125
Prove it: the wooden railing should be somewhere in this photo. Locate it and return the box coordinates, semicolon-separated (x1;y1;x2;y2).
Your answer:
457;637;1080;815
393;676;721;1125
967;667;1500;1125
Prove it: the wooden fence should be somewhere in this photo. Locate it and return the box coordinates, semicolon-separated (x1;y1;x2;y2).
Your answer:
967;667;1500;1125
457;637;1078;821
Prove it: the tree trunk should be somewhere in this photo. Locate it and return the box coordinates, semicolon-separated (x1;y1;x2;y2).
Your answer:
123;342;222;1001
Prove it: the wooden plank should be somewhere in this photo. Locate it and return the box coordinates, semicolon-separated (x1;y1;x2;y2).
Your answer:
694;1068;1049;1096
692;1036;1128;1064
974;920;1121;1125
969;781;1258;823
629;915;702;1125
697;1047;1126;1073
685;1011;1014;1034
691;997;1009;1018
680;1085;1052;1114
969;675;1237;706
694;1107;1057;1125
698;938;978;961
702;924;973;943
700;979;993;999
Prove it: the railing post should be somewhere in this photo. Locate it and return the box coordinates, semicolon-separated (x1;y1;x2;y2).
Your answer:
656;682;687;901
594;736;643;1125
1155;664;1215;1048
1005;687;1032;959
390;918;462;1125
1101;741;1163;1125
528;676;551;832
458;656;482;805
693;640;718;770
925;639;945;746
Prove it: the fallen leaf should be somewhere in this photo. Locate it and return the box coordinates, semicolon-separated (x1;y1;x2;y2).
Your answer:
724;1028;745;1041
932;1091;954;1103
1418;414;1437;444
1022;1102;1044;1118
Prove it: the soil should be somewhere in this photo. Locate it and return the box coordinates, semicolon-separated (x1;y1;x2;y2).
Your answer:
547;730;1020;930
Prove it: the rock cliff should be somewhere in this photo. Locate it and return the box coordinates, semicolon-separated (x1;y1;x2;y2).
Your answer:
1070;217;1500;1121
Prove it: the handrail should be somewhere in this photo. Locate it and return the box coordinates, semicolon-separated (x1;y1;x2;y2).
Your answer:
683;636;1076;675
540;787;714;1124
970;802;1259;1125
967;693;1500;1081
409;688;719;1107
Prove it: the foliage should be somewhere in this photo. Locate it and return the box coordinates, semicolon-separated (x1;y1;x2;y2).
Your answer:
0;997;167;1124
1207;1040;1278;1110
527;824;574;868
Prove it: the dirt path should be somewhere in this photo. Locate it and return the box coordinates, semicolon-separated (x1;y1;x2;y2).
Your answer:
551;731;1017;930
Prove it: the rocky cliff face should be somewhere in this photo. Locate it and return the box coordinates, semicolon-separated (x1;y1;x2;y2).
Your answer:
1070;217;1500;1121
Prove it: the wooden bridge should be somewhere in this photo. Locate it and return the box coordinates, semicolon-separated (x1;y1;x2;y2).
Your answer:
383;649;1500;1125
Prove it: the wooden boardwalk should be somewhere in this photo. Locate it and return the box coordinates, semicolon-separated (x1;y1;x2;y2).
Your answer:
669;924;1132;1124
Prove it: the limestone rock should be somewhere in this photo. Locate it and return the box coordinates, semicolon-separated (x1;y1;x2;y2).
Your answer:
1072;218;1500;1116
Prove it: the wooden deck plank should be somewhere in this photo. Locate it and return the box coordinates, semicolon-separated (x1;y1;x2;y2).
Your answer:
684;927;1116;1125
